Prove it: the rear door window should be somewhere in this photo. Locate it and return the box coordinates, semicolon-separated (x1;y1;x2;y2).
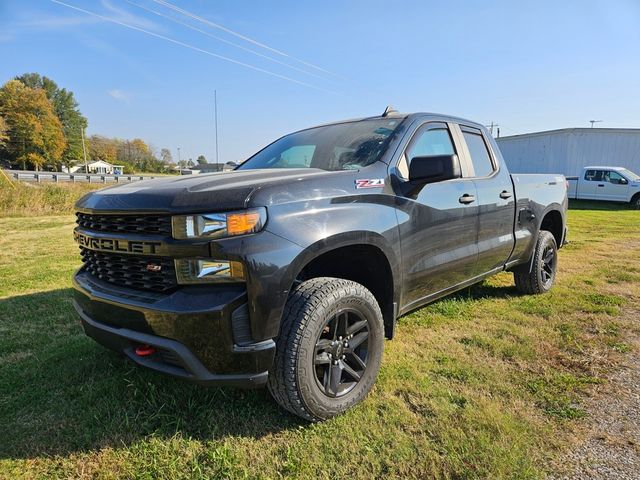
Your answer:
461;128;495;177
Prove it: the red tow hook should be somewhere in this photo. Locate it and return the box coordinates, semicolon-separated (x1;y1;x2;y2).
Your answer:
135;344;157;357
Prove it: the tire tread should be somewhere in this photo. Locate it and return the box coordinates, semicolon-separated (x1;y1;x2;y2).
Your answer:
514;230;557;294
267;277;382;421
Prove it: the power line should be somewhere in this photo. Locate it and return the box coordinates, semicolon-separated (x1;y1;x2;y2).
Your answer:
151;0;343;79
49;0;335;93
124;0;327;80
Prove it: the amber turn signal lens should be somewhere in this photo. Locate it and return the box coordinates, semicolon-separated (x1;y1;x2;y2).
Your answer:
227;211;261;236
172;208;266;239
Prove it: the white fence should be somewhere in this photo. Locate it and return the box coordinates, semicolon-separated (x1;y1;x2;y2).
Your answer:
3;170;157;184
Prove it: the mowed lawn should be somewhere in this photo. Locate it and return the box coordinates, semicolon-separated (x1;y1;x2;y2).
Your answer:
1;202;639;479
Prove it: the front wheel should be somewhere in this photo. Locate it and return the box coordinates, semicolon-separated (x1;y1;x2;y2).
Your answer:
267;277;384;421
514;230;558;294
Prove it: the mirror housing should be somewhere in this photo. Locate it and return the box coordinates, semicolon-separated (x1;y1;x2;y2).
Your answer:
409;154;462;184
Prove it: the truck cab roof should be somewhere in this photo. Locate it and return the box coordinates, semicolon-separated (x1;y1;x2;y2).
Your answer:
583;166;627;171
308;112;486;132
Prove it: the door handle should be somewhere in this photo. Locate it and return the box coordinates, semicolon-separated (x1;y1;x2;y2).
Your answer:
499;190;512;199
459;194;476;204
598;184;605;187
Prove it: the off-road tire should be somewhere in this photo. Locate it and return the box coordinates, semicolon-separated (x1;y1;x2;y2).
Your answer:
514;230;558;294
267;277;384;421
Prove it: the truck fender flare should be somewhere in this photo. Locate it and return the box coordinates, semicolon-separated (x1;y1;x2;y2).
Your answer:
519;203;566;273
283;231;401;305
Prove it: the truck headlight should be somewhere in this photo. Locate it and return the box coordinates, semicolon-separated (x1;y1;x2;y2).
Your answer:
175;259;245;284
172;208;266;240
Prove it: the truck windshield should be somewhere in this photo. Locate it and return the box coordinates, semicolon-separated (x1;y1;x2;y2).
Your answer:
237;118;404;171
621;169;640;181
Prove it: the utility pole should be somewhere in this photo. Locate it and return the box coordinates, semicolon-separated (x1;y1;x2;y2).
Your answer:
214;90;219;168
485;122;500;137
81;126;89;173
589;120;603;128
177;147;181;166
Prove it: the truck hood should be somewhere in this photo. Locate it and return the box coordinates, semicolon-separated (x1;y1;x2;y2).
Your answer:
75;168;343;213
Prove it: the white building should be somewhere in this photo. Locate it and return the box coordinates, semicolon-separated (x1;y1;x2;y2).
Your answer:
66;160;125;174
496;128;640;177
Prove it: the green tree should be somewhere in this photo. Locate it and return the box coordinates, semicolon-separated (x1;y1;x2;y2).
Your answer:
196;154;207;165
15;73;88;171
0;80;66;170
0;115;8;149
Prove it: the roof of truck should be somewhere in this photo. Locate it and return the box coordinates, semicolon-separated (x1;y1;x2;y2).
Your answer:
583;166;627;170
308;112;485;131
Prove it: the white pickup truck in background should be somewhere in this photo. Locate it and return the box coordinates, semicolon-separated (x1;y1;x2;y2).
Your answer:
567;166;640;208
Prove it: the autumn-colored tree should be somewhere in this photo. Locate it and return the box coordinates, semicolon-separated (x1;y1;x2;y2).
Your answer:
87;135;118;164
0;80;66;170
16;73;88;171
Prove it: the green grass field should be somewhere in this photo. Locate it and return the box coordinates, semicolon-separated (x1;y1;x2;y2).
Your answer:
0;201;639;479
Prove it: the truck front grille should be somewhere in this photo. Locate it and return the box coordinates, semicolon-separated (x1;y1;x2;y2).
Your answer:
76;212;172;236
80;248;177;292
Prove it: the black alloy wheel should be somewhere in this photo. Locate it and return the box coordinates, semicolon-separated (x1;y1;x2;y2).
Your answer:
267;277;384;421
313;309;370;398
540;244;557;288
514;230;558;294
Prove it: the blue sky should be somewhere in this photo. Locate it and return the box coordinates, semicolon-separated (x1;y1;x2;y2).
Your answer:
1;0;639;164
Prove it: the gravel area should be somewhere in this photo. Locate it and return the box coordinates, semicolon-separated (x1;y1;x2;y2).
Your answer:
549;332;640;479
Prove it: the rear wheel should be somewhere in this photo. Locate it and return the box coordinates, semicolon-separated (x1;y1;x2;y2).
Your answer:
267;277;384;421
514;230;558;294
631;193;640;210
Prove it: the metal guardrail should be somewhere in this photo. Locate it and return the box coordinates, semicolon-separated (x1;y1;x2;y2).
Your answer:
3;170;156;184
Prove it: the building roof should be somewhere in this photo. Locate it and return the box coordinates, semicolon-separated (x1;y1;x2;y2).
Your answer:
87;159;124;167
498;127;640;141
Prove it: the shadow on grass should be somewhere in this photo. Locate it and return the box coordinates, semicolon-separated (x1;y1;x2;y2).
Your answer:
0;289;303;460
451;281;520;301
568;199;635;211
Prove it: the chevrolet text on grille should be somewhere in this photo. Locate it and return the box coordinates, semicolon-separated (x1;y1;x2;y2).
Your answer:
73;231;162;254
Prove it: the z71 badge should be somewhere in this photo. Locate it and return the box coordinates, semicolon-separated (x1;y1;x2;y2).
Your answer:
355;178;385;189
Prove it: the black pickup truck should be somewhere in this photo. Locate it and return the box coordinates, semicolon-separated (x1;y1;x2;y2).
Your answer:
72;110;568;421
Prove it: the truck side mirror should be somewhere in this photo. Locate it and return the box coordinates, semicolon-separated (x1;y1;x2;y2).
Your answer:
409;154;462;184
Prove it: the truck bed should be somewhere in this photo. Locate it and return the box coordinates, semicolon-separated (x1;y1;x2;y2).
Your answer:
508;173;568;266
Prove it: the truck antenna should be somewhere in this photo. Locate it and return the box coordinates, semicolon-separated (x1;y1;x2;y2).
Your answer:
381;105;397;117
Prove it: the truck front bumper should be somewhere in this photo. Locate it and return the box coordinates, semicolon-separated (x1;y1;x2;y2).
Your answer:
73;270;275;388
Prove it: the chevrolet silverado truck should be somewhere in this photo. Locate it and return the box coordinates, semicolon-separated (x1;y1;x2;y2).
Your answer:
567;166;640;207
72;110;568;421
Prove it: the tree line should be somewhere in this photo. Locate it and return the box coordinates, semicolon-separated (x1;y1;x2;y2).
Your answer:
0;73;188;174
